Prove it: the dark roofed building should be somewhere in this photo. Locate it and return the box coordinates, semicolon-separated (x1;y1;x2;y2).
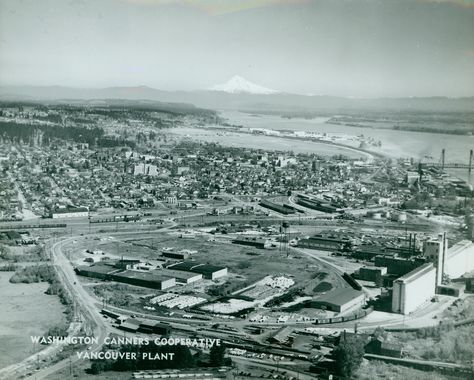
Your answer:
232;236;270;249
138;321;171;335
74;263;121;280
311;288;365;313
365;337;404;358
111;270;175;290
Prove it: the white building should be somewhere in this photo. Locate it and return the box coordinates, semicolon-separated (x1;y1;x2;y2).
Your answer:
444;240;474;279
392;263;436;315
133;163;159;176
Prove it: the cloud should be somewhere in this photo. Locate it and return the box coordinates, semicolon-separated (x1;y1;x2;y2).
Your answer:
122;0;309;15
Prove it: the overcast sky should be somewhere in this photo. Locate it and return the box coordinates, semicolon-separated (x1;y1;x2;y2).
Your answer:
0;0;473;97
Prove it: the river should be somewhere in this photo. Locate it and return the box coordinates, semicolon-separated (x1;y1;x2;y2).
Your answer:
172;110;474;185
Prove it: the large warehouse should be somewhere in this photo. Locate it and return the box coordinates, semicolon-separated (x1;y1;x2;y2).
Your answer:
111;270;176;290
160;269;202;284
391;263;436;315
444;240;474;279
311;288;365;313
167;262;228;280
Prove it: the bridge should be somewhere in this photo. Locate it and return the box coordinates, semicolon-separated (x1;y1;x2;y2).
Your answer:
420;149;473;173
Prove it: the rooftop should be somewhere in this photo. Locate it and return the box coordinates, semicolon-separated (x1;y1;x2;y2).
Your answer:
314;288;364;306
114;270;175;282
395;262;434;284
168;261;226;274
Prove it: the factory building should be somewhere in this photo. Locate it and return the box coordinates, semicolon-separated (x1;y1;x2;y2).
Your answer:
298;235;351;251
358;266;387;282
311;288;365;313
160;269;202;284
162;250;190;260
374;256;423;276
423;237;447;262
232;236;271;249
111;270;175;290
167;261;228;280
75;263;120;280
138;321;171;335
259;199;296;215
444;240;474;279
391;263;436;315
75;263;176;290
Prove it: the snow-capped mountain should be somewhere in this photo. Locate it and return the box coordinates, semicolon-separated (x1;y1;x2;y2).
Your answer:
209;75;279;94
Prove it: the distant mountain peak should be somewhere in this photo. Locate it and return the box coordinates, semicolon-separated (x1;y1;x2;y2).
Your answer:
209;75;279;94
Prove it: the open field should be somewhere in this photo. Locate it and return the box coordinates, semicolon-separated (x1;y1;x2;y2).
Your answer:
0;271;65;369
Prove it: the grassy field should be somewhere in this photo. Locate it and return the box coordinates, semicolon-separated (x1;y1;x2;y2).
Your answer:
0;271;65;369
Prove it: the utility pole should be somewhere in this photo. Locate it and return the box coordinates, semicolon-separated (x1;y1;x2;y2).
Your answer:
441;148;445;171
469;149;473;175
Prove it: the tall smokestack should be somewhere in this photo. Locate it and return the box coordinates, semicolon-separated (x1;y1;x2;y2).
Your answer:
441;232;447;284
436;233;443;286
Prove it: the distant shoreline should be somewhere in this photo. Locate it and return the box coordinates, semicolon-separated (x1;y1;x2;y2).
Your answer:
194;124;385;160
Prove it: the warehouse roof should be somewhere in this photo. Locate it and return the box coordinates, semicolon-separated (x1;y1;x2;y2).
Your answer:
168;261;226;274
76;263;119;275
269;326;293;344
159;269;202;280
395;263;434;284
314;288;364;306
114;270;174;282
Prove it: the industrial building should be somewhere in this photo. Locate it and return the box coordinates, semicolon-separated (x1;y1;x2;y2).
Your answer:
75;263;120;280
268;326;294;346
297;235;352;251
167;261;228;280
162;250;190;260
311;288;365;313
75;263;176;290
160;269;202;284
51;205;89;219
111;270;176;290
357;266;387;282
443;240;474;279
391;263;436;315
374;255;424;276
232;236;270;249
138;321;171;335
295;195;339;213
259;199;296;215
